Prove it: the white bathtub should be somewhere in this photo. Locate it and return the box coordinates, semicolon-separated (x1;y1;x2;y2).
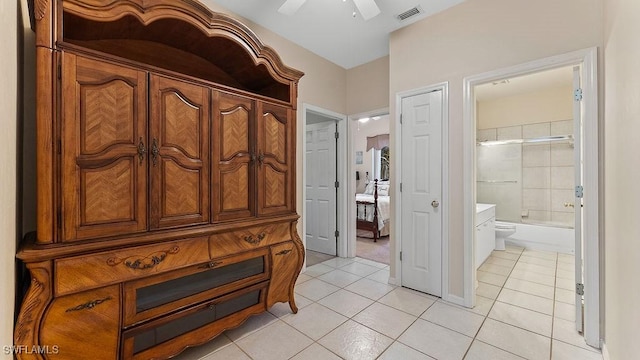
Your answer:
503;222;575;255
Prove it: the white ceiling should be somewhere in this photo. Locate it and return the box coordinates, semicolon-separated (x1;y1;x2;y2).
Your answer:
202;0;466;69
475;66;574;102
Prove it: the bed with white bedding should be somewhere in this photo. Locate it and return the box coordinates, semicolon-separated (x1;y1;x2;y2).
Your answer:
356;180;390;242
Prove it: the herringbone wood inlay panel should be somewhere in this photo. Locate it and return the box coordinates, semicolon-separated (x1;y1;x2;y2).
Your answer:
221;164;249;211
162;160;200;216
222;107;249;160
82;159;133;224
81;80;135;154
163;92;200;158
150;75;209;228
264;113;286;163
264;165;286;207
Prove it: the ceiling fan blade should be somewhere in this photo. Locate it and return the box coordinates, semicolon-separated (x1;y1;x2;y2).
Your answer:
278;0;307;15
353;0;380;20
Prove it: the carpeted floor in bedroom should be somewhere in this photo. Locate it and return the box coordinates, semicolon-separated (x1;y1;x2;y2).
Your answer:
356;230;390;265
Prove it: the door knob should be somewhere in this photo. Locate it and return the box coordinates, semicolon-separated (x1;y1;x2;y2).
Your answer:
431;200;440;208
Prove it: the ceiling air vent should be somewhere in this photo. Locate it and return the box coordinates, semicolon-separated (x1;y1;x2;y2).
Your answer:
397;6;423;21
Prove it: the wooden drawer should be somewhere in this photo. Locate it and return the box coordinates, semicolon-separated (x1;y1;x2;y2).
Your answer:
209;222;290;258
40;285;120;360
55;237;210;296
123;248;269;327
267;241;302;310
122;282;268;360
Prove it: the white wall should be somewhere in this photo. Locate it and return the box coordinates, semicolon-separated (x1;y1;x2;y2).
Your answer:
603;0;640;357
347;56;390;115
351;116;390;193
390;0;603;294
0;0;18;356
477;85;573;129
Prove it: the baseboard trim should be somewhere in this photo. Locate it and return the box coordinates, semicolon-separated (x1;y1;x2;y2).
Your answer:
601;342;610;360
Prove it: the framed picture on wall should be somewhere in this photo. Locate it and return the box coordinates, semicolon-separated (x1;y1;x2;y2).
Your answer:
355;151;363;164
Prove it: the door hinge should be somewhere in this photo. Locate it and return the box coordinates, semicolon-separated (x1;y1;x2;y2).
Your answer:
576;283;584;296
335;181;339;188
575;185;584;198
334;230;339;238
334;131;339;139
399;183;403;192
400;251;402;261
400;114;403;124
574;88;583;101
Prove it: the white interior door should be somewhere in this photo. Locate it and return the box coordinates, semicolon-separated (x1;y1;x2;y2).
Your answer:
401;90;443;296
306;121;337;255
573;66;584;333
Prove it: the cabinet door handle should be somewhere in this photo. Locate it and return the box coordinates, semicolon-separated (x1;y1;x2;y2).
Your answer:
137;137;146;165
258;151;264;166
151;138;159;166
275;249;292;256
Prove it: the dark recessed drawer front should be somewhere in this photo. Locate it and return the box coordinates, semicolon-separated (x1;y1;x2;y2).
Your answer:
122;282;268;360
124;248;269;326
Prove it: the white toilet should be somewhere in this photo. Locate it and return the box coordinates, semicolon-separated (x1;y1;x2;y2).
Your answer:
494;221;516;250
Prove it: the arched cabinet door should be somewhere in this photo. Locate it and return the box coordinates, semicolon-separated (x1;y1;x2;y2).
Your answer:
61;54;148;241
149;75;210;229
212;91;256;221
257;102;294;216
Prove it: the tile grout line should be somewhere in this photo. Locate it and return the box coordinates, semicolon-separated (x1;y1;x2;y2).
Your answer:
460;247;526;359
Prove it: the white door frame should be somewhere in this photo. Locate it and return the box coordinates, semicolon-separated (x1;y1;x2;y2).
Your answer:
462;47;600;347
394;83;450;300
302;104;348;258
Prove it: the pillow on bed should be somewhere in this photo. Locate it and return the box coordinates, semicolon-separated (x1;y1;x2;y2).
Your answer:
364;182;375;195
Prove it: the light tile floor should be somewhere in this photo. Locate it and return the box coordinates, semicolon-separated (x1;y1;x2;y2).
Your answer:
176;246;602;359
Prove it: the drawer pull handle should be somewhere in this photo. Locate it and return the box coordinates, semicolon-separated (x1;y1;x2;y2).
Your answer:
275;249;292;256
66;296;112;313
207;304;216;311
244;233;266;245
199;261;222;269
107;245;180;270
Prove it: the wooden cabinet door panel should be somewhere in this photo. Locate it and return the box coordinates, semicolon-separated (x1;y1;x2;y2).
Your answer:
40;285;120;360
61;54;147;241
212;92;255;221
267;240;299;310
257;102;293;215
150;75;210;229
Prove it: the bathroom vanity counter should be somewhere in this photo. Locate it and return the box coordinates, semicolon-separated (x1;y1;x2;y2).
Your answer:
476;203;496;225
476;203;496;268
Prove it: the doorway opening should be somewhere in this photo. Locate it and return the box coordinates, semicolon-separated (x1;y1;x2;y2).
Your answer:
463;48;600;348
351;113;391;265
302;105;347;267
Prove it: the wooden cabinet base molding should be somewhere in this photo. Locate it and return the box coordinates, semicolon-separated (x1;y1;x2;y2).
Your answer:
16;0;304;359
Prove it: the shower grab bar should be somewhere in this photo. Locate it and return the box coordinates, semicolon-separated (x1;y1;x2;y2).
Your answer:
476;134;573;146
476;180;518;183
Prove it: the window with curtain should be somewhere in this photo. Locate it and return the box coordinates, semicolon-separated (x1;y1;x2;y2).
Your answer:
367;134;390;181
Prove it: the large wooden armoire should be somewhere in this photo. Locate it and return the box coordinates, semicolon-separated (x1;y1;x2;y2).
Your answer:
15;0;304;359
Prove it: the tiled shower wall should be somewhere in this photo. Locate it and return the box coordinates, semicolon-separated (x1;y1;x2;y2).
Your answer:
477;120;574;227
